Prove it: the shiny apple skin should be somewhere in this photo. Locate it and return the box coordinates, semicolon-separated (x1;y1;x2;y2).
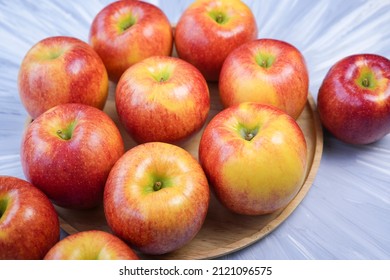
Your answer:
175;0;258;81
317;54;390;145
89;0;173;82
44;230;139;260
18;36;108;119
219;39;309;119
20;103;124;209
115;56;210;144
199;102;307;215
104;142;210;255
0;176;60;260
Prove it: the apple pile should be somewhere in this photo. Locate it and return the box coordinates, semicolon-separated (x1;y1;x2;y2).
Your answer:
4;0;389;260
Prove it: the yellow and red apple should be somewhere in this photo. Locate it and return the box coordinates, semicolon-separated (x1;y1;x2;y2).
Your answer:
0;176;60;260
18;36;108;119
44;230;139;260
20;103;124;209
104;142;210;255
199;102;307;215
317;53;390;145
115;55;210;144
175;0;258;81
219;38;309;119
89;0;173;82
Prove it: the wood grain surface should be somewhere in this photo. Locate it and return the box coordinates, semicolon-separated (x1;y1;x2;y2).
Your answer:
51;81;323;260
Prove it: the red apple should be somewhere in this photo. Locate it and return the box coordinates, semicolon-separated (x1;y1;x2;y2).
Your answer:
219;38;309;119
104;142;210;255
115;55;210;144
0;176;59;260
317;53;390;145
199;102;307;215
18;36;108;119
175;0;258;81
89;0;173;82
20;103;124;209
44;230;139;260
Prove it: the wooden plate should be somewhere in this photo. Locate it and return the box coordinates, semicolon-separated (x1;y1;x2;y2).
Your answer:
48;81;323;260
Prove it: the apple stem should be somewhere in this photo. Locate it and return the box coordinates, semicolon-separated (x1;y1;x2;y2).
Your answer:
153;181;163;191
57;129;70;140
362;78;370;88
216;14;223;23
245;133;255;141
56;121;77;140
239;126;259;141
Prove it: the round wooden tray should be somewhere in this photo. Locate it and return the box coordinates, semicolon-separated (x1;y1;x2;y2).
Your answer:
50;82;323;260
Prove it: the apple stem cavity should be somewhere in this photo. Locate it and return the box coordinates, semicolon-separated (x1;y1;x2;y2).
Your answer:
239;125;259;141
152;68;171;83
209;11;228;25
48;50;63;60
118;14;136;33
37;48;64;61
56;121;77;140
357;69;377;90
153;181;163;191
0;198;7;219
255;53;275;69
